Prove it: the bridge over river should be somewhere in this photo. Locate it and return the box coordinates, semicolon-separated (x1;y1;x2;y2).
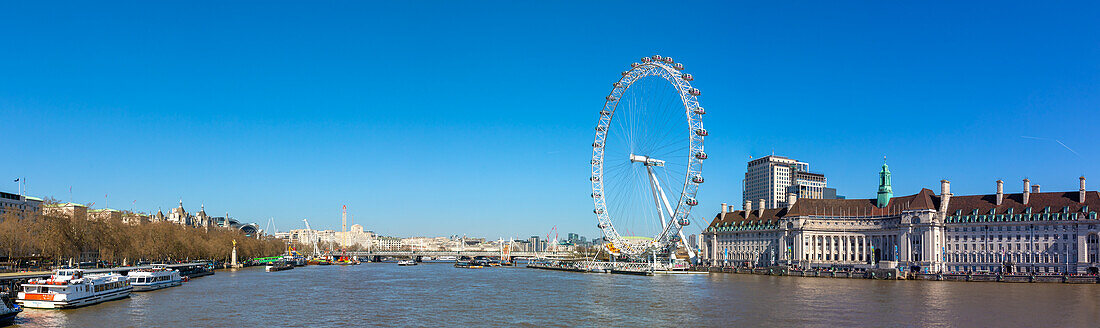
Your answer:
331;250;575;260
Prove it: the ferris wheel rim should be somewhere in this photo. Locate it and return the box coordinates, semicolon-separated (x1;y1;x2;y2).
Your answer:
590;56;706;257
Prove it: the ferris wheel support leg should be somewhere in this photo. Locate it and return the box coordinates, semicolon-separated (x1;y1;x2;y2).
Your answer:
645;166;671;231
646;165;678;232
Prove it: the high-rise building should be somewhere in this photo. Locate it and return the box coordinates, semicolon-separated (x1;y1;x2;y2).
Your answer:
743;155;832;210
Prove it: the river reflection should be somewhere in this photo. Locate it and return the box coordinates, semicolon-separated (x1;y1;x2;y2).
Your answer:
10;264;1100;327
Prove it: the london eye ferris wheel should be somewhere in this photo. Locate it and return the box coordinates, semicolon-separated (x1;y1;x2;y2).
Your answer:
590;55;706;261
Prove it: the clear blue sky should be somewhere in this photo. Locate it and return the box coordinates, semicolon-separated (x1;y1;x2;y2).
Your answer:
2;1;1098;239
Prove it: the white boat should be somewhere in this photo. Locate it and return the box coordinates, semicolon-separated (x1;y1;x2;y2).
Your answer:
127;265;183;292
17;269;132;309
1;293;21;324
437;256;457;261
397;260;418;266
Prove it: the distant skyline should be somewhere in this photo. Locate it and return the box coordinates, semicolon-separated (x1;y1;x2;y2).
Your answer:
2;1;1098;238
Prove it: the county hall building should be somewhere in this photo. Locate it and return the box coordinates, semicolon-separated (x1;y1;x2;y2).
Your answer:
702;163;1100;274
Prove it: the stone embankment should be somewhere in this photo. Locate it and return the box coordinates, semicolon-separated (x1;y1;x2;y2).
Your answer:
693;266;1100;284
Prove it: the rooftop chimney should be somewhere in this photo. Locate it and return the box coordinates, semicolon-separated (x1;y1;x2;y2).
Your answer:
744;200;753;212
757;199;766;216
721;203;728;215
938;180;952;215
787;193;798;209
996;180;1004;205
1023;179;1031;205
1032;184;1041;193
1080;176;1087;203
728;205;735;213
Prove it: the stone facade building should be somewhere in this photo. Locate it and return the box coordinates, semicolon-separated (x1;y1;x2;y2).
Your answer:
704;164;1100;274
42;202;88;220
0;191;42;219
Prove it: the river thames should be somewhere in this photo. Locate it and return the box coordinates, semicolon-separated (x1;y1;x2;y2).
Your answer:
10;264;1100;327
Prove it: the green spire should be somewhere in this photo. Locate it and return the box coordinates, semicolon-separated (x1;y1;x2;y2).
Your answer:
877;157;893;207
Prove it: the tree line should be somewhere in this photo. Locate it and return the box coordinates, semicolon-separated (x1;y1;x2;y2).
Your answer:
0;205;286;266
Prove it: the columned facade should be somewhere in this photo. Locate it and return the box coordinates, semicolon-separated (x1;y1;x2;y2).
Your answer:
704;177;1100;274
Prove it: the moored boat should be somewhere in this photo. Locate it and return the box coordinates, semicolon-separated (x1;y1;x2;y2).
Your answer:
266;261;294;272
307;258;332;265
127;265;183;292
17;269;132;309
1;293;21;324
454;261;483;269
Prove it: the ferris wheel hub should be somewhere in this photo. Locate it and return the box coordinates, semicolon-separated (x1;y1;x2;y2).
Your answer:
629;154;665;167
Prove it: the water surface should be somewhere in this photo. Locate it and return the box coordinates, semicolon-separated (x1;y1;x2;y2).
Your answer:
11;264;1100;327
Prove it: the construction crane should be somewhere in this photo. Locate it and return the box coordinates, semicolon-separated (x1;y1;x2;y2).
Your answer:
302;219;321;257
342;205;348;250
545;225;558;252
